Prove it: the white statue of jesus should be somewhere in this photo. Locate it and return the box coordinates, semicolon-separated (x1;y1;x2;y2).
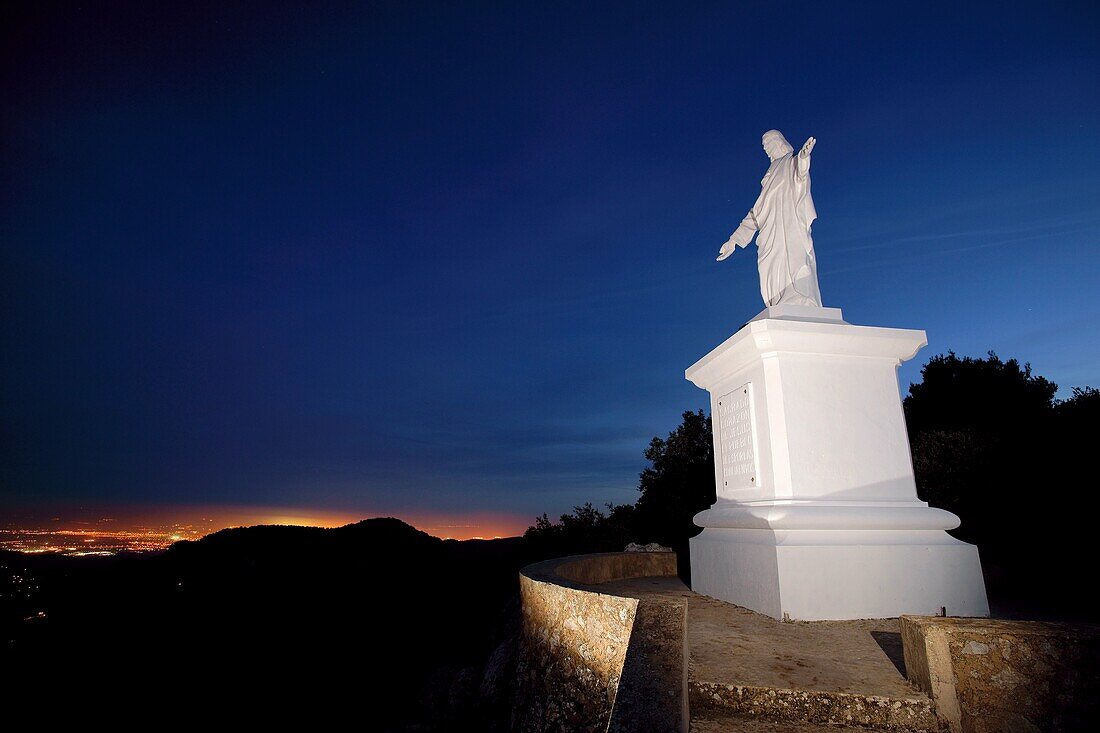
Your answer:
717;130;822;308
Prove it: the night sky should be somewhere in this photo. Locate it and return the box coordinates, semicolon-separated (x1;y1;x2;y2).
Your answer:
3;2;1098;536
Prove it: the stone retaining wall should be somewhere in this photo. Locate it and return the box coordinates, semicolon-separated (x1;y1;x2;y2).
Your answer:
513;552;685;733
901;615;1100;733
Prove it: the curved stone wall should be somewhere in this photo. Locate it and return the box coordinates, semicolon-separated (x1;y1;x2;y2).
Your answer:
551;551;679;586
513;552;685;733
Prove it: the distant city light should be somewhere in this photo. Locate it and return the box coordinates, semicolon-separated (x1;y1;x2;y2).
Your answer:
0;523;214;555
1;509;526;554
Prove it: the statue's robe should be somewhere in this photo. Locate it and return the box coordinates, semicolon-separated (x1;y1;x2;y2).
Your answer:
728;152;822;307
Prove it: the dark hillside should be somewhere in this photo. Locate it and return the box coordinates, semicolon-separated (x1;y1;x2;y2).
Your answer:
3;519;530;730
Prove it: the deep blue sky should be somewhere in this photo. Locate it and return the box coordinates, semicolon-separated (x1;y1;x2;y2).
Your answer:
3;2;1098;531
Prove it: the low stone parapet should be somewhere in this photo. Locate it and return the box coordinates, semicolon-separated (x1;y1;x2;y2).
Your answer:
901;615;1100;732
513;552;685;733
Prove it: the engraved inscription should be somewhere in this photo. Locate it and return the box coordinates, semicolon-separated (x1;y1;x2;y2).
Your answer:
718;383;757;491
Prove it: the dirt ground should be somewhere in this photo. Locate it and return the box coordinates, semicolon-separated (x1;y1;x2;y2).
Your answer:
596;574;924;699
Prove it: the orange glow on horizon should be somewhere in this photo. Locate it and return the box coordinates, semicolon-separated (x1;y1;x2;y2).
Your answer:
2;504;532;546
178;506;530;540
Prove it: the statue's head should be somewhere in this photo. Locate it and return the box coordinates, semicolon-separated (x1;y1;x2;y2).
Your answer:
762;130;793;161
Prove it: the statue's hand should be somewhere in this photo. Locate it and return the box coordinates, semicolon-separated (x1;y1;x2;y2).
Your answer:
799;136;816;158
717;236;738;261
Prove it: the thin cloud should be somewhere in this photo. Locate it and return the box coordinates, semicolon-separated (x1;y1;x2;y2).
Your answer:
821;225;1097;276
828;214;1099;255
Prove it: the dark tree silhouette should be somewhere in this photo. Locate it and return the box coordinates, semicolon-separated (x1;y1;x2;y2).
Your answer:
903;352;1058;544
905;351;1056;435
523;502;637;557
904;352;1098;619
634;409;715;548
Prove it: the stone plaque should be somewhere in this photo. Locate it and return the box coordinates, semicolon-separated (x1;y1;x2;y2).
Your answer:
718;383;757;491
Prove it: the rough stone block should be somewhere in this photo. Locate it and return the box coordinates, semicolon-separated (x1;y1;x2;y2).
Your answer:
901;615;1100;732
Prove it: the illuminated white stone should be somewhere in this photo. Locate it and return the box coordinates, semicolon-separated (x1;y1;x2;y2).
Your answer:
717;131;822;308
686;307;989;621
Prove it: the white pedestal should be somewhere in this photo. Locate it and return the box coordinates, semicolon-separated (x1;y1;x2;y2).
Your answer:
686;307;989;620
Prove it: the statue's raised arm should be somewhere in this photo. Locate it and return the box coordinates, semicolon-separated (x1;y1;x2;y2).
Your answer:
796;136;816;178
715;130;823;308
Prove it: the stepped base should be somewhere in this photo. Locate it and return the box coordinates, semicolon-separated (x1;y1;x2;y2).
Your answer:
691;526;989;621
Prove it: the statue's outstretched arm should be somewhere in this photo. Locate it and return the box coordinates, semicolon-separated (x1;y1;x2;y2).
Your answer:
717;211;757;261
796;137;816;178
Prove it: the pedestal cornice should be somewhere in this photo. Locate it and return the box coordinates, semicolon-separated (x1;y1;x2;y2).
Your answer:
686;316;927;390
693;502;961;531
